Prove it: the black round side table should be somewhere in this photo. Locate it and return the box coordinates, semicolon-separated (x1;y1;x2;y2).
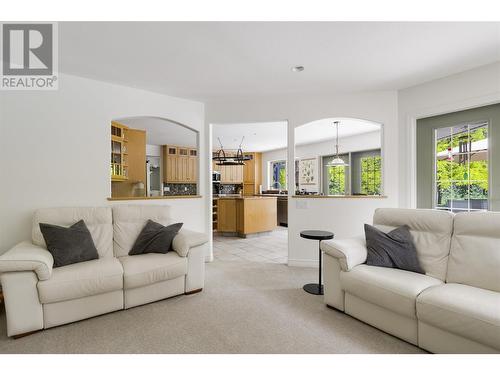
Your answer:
300;230;334;295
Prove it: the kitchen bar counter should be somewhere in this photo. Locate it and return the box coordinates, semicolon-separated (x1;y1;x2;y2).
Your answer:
253;194;288;198
292;195;388;198
214;195;277;200
216;195;277;237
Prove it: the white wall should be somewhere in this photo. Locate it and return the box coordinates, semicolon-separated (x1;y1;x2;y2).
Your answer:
0;73;208;255
398;62;500;208
146;144;162;157
206;91;399;266
262;130;381;191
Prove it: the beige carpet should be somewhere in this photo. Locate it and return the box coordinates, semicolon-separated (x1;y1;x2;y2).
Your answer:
0;258;424;353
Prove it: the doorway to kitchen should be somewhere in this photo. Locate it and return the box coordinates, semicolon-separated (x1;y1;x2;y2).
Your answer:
210;121;289;264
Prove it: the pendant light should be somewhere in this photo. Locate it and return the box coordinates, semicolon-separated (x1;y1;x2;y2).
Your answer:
327;121;349;167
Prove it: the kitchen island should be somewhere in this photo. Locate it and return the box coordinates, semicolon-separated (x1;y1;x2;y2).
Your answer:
214;196;277;237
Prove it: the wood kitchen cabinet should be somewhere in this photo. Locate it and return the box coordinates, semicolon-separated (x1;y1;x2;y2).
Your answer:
110;122;129;182
111;126;146;198
163;145;197;183
217;198;237;232
216;197;277;236
242;152;262;195
214;163;243;184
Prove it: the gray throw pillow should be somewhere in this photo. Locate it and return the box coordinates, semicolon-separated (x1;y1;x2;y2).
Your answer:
129;220;183;256
364;224;424;274
39;220;99;268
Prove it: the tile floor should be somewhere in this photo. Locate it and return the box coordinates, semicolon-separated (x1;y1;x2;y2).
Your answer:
213;226;288;264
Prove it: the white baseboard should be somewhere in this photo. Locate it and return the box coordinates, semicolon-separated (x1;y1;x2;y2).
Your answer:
287;258;319;268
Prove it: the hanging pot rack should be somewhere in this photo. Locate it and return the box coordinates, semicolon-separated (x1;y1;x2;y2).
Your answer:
213;136;251;165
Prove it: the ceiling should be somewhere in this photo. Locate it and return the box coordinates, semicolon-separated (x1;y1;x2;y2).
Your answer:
295;118;380;146
212;118;380;152
59;22;500;101
116;117;197;147
213;122;287;152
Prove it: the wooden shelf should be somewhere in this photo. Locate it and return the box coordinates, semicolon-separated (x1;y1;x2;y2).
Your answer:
110;123;130;183
111;135;127;142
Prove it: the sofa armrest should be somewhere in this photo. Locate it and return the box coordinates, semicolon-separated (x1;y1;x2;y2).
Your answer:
320;236;367;271
0;241;54;281
172;229;209;257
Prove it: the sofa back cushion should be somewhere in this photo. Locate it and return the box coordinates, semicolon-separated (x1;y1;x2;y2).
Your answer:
32;207;113;258
447;211;500;292
373;208;454;281
112;205;172;257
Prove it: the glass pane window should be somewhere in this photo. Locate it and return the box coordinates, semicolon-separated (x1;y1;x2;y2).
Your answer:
270;161;286;190
435;122;489;212
327;165;346;195
360;156;382;195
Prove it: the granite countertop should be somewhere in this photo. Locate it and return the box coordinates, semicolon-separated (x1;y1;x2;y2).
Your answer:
254;194;288;198
213;195;277;200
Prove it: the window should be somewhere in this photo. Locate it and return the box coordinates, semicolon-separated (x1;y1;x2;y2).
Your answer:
435;122;489;212
327;166;346;195
270;160;286;189
322;154;349;195
360;155;382;195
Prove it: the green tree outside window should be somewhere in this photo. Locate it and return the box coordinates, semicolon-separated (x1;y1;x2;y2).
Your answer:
435;124;488;210
327;166;345;195
361;156;382;195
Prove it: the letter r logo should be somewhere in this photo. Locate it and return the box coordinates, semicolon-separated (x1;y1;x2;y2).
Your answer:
2;23;53;75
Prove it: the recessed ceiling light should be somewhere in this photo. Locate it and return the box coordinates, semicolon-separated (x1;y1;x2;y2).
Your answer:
291;66;304;72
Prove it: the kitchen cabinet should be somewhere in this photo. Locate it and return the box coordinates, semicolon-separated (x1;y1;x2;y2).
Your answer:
163;145;198;183
242;152;262;195
110;122;129;181
217;198;237;232
277;197;288;227
187;157;197;182
213;162;243;184
111;126;146;198
216;197;277;237
212;198;218;231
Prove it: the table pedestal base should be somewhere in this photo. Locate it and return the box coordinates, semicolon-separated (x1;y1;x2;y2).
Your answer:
303;283;323;295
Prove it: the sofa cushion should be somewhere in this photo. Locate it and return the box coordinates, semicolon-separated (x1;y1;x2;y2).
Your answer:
417;283;500;351
37;257;123;304
129;221;183;255
373;208;454;281
113;205;172;257
340;264;442;318
33;207;113;258
447;211;500;292
364;224;424;274
119;252;187;290
39;220;99;268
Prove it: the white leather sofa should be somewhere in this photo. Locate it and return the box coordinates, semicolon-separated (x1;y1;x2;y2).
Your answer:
321;208;500;354
0;205;208;338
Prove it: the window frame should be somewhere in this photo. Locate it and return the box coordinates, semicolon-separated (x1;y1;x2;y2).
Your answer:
321;153;350;195
359;153;382;196
432;121;490;212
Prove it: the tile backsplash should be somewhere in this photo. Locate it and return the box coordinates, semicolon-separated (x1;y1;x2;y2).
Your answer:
163;183;197;196
219;184;242;195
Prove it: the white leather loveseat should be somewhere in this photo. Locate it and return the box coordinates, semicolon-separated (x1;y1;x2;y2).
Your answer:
0;205;208;338
321;208;500;354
